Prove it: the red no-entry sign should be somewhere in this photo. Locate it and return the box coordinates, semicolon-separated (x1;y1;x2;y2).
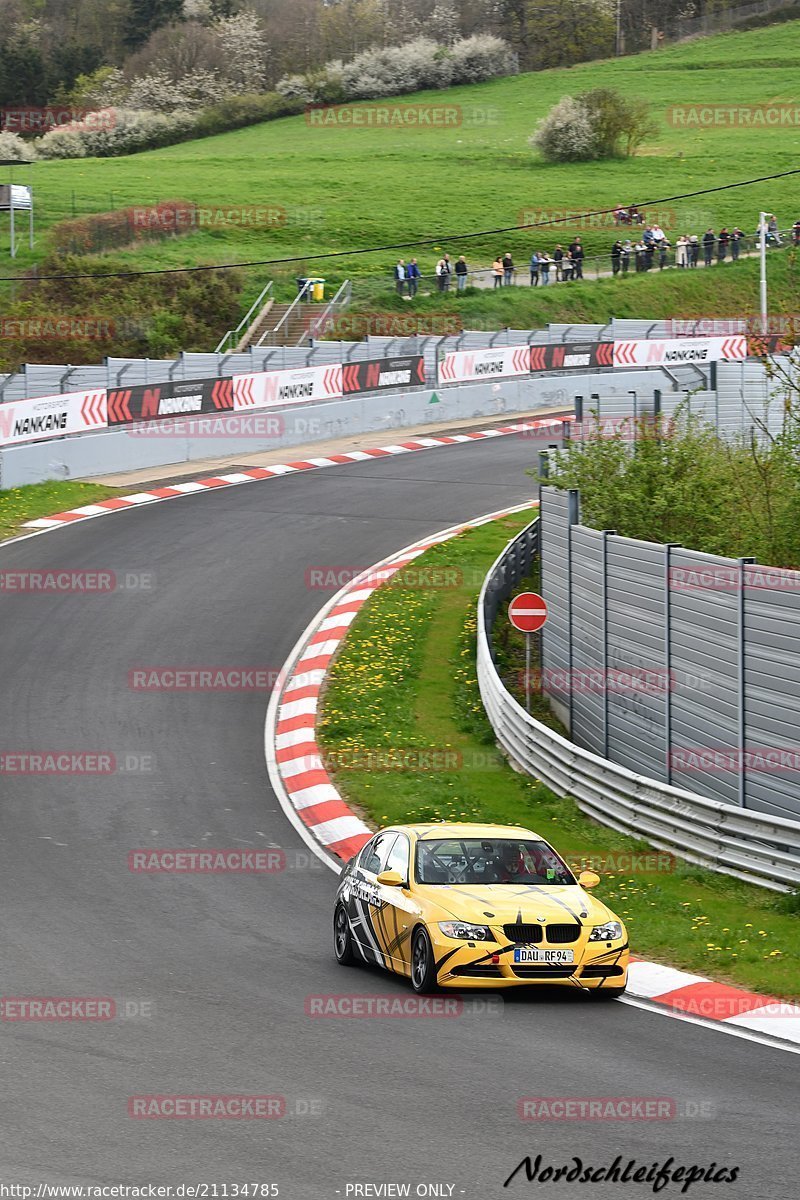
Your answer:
508;591;548;633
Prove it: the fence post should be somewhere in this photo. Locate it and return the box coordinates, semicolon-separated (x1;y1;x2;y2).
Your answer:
664;543;682;784
566;489;580;734
738;556;756;808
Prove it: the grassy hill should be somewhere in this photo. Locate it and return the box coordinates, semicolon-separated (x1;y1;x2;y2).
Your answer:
5;19;800;350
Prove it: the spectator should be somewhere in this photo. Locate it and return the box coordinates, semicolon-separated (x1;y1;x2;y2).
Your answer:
562;251;574;282
529;250;540;286
793;219;800;246
569;237;584;279
658;238;670;270
717;227;729;262
768;214;781;245
436;254;452;292
539;250;551;285
553;244;564;281
455;255;468;291
621;239;631;274
702;228;715;266
651;223;666;245
635;240;647;272
502;252;514;286
611;239;622;275
730;229;743;262
492;256;503;288
644;239;655;271
642;225;655;248
614;205;627;225
689;234;699;267
394;259;406;295
675;235;689;268
406;257;420;296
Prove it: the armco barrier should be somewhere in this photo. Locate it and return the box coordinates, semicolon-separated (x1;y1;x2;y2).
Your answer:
477;518;800;892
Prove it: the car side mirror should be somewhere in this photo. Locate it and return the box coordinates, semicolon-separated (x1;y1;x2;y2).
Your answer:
377;869;405;887
578;870;600;889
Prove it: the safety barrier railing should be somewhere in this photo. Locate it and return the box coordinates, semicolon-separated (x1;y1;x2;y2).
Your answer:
477;517;800;892
214;280;274;354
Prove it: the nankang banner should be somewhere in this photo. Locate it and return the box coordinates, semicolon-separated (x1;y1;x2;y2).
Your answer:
0;388;106;446
232;364;342;411
614;335;747;367
438;344;530;384
529;342;614;371
341;355;426;394
106;378;234;426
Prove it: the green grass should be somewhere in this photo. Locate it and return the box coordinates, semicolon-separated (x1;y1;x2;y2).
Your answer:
0;480;120;542
318;511;800;999
10;18;800;310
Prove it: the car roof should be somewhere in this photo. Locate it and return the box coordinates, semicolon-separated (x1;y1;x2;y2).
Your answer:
387;822;539;841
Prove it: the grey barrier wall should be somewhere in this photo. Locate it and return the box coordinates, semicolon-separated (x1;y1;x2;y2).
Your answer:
540;486;800;822
0;369;663;489
478;518;800;891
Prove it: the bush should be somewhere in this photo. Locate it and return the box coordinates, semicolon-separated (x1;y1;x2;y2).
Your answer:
448;34;514;84
0;130;36;161
531;96;598;162
531;88;655;163
37;108;198;158
52;200;198;255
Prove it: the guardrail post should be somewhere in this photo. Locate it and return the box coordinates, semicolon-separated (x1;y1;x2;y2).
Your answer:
574;395;583;421
664;542;682;784
738;556;756;808
566;488;580;734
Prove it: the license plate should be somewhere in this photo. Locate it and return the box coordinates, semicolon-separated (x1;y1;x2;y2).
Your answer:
513;947;574;964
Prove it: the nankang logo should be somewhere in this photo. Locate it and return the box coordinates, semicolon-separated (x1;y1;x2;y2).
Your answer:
279;382;314;399
474;360;504;375
14;411;68;436
159;394;203;415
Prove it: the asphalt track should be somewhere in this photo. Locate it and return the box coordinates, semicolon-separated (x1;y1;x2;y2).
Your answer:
0;433;796;1199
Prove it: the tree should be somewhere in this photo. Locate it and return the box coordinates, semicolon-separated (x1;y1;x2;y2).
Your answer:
124;0;185;52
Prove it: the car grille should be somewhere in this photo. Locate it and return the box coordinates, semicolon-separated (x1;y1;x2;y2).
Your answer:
581;964;625;978
546;924;582;944
512;965;576;979
503;923;582;944
503;923;543;943
451;964;503;978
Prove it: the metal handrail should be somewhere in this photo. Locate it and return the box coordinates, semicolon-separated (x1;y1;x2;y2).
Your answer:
256;279;315;347
477;517;800;892
297;280;352;346
214;280;273;354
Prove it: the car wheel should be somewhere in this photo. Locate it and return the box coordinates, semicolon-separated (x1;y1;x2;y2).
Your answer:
333;904;356;966
410;927;439;994
589;985;627;1000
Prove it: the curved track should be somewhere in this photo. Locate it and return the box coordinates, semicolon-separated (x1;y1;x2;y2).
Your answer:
0;435;795;1196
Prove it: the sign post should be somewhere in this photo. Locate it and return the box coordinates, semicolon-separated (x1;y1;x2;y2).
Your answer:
508;591;549;713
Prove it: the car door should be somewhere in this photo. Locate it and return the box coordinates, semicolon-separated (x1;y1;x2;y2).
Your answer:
377;833;418;977
342;831;397;967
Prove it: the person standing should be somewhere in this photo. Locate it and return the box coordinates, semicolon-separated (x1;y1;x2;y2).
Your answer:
703;228;715;266
406;257;420;296
529;250;540;286
793;219;800;247
689;234;699;267
731;228;743;261
394;260;406;295
611;239;622;275
621;239;631;274
502;252;514;286
539;250;551;285
455;255;468;291
492;256;503;288
768;214;781;245
635;240;646;272
675;235;688;268
568;237;584;279
562;251;574;281
436;254;452;292
717;227;729;262
659;238;670;270
553;244;564;281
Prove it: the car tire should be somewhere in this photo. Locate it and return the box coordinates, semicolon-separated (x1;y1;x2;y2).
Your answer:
334;904;357;966
410;927;439;994
589;985;627;1000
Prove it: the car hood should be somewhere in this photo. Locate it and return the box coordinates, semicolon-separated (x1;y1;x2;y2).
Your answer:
414;883;616;927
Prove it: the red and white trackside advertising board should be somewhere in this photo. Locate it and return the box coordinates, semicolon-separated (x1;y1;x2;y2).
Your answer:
613;336;747;368
0;388;106;447
438;345;530;384
232;364;342;411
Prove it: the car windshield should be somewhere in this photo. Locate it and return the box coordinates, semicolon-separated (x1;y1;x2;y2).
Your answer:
414;838;575;886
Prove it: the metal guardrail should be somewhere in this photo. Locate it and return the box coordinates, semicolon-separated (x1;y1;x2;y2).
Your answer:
477;517;800;892
297;280;352;346
214;280;273;354
256;279;314;347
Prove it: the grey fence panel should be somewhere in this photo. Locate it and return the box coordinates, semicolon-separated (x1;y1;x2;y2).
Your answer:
568;525;606;757
540;488;573;722
605;536;668;780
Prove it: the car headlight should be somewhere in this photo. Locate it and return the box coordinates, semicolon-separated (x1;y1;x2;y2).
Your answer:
588;921;623;942
438;921;494;941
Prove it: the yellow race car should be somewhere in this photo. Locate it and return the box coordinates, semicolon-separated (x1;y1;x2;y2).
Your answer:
334;822;628;997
